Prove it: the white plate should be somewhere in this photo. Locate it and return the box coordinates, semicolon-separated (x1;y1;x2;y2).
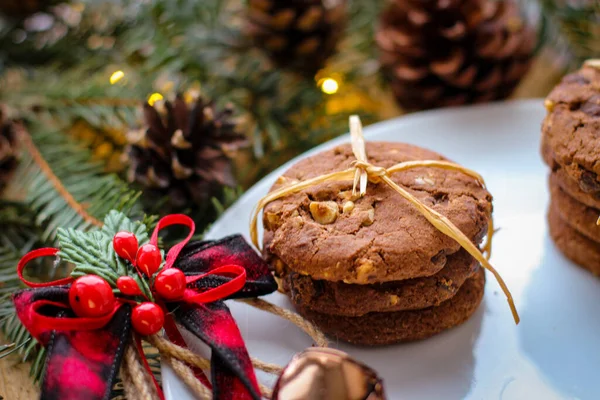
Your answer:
163;99;600;400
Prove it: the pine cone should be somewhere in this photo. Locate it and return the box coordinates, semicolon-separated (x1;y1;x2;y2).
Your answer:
126;95;247;210
246;0;346;74
376;0;535;111
0;110;18;195
0;0;59;18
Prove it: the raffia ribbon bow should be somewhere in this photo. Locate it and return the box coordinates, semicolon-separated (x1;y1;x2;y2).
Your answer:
251;116;519;324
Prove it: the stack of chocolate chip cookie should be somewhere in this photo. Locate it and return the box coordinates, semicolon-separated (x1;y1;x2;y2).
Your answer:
263;142;492;345
543;60;600;275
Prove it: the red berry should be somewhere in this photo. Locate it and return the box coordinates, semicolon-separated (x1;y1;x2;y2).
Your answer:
131;302;164;336
113;232;138;263
154;268;186;300
69;275;115;318
117;276;142;296
136;244;162;277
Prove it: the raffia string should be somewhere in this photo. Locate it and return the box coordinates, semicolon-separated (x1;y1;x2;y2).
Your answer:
250;115;519;324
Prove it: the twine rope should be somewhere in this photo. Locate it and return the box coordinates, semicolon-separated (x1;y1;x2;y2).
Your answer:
147;334;284;376
120;362;141;400
250;115;517;324
237;298;329;347
164;355;212;399
123;296;316;399
123;343;156;400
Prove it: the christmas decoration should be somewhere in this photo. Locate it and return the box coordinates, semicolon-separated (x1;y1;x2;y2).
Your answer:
126;94;247;211
116;275;142;296
246;0;347;74
113;230;139;262
12;210;280;399
131;302;165;336
0;109;18;195
68;275;116;318
135;243;162;276
273;348;385;400
154;267;186;300
376;0;535;111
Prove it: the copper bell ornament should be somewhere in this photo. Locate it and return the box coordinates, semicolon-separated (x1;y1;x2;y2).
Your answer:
272;348;385;400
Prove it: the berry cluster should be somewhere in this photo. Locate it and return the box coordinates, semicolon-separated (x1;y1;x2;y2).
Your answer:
68;231;188;335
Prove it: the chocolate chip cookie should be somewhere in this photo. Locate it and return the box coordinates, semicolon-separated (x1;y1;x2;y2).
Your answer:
548;203;600;276
263;142;492;284
285;249;479;316
293;269;485;346
551;167;600;210
542;61;600;193
550;175;600;243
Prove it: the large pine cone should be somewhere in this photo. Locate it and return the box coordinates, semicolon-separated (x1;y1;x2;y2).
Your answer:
247;0;346;74
126;95;247;210
376;0;536;111
0;110;18;195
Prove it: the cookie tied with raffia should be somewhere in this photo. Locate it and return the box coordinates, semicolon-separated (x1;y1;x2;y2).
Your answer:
252;116;518;345
376;0;535;110
126;94;247;209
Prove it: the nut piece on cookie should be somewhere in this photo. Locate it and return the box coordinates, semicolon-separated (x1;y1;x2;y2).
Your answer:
342;201;355;214
264;212;282;230
309;201;339;224
361;208;375;226
355;259;375;283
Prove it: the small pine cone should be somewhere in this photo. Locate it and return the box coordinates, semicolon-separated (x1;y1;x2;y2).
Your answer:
376;0;535;111
125;95;247;210
246;0;347;74
0;110;18;195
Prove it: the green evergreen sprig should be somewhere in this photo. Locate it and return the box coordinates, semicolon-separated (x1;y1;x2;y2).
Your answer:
0;201;48;382
58;210;155;300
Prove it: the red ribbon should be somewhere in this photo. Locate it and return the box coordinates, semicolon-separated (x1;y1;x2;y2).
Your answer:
16;214;248;399
17;247;74;288
150;213;195;270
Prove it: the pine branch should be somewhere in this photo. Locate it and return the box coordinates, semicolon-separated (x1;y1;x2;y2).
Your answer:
7;121;145;241
17;124;103;228
0;201;48;381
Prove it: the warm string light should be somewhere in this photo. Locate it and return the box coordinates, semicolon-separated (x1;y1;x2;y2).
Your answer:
110;70;125;85
319;77;339;95
147;93;164;106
